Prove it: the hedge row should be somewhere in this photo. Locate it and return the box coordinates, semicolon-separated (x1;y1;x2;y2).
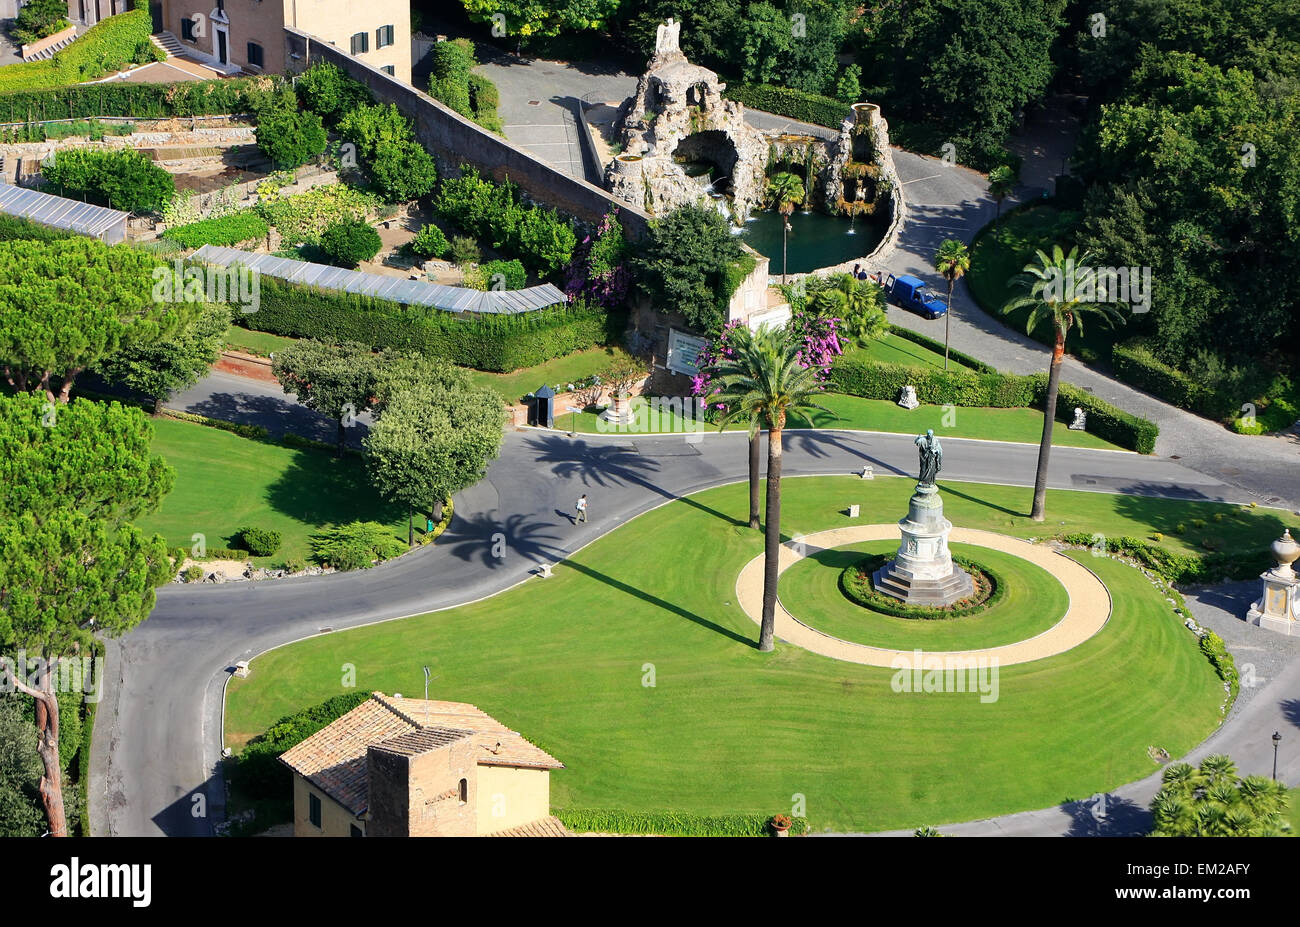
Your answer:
886;325;997;373
1059;532;1266;585
1111;339;1230;419
1200;631;1240;699
842;553;1005;619
0;76;264;123
555;808;809;837
0;6;156;94
162;210;269;249
828;354;1159;453
724;83;848;129
161;408;270;441
237;275;624;372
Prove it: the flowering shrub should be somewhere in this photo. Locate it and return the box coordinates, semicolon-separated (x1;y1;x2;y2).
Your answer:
564;209;630;308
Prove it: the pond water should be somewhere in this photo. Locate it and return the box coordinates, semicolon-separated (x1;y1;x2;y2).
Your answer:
738;208;887;275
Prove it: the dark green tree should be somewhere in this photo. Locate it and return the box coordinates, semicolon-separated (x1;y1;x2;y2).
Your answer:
632;204;744;334
97;303;231;415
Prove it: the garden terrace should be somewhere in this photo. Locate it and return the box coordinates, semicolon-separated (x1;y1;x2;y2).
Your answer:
191;245;568;315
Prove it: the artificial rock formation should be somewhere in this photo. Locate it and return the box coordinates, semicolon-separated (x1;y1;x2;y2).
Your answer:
605;19;767;224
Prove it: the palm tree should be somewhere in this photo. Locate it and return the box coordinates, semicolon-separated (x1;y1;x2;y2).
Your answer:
987;165;1016;227
766;171;805;284
1002;245;1123;521
814;273;887;346
709;325;829;651
934;239;970;370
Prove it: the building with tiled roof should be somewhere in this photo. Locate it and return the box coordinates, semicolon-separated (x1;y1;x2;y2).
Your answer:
278;692;567;837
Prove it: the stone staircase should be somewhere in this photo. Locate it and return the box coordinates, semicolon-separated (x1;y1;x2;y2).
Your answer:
151;31;186;58
22;31;78;61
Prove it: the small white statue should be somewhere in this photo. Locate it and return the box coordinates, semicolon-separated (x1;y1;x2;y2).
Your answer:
897;385;920;410
1069;407;1087;430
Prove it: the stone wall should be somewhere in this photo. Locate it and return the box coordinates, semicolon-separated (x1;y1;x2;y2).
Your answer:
284;28;652;241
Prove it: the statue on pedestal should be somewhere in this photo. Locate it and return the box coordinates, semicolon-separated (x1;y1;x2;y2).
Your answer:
915;429;942;487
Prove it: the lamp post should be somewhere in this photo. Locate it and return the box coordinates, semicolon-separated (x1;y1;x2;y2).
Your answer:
1273;731;1282;781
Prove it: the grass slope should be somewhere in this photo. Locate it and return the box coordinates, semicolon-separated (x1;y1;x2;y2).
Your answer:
135;418;404;563
778;539;1068;650
227;476;1241;832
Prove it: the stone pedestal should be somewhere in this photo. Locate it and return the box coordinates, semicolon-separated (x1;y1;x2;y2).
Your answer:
1247;530;1300;635
873;484;974;606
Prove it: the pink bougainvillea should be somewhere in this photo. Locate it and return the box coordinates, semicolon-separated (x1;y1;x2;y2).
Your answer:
691;312;842;410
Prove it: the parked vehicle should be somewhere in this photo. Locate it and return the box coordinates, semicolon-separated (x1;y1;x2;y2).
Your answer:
884;273;948;319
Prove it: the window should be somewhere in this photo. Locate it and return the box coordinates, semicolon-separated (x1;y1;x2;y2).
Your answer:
458;778;468;804
381;65;395;76
350;824;363;837
350;31;368;55
246;42;263;69
376;24;394;49
180;17;196;42
308;792;322;828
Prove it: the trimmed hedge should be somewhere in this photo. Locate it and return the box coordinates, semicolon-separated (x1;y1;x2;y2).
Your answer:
556;808;810;837
161;408;270;441
1200;631;1240;698
162;210;268;249
841;553;1003;619
235;275;624;372
1111;339;1227;419
828;353;1159;453
724;83;848;129
237;526;282;557
0;76;265;123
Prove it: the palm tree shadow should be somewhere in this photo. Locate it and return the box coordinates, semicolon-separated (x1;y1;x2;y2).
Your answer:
437;510;567;570
1281;698;1300;732
1062;793;1150;836
526;434;744;527
937;481;1028;518
563;559;759;650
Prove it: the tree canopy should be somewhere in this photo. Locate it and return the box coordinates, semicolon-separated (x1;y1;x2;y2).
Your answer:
633;204;745;335
96;302;231;414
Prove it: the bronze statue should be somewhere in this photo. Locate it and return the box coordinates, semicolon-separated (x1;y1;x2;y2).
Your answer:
915;429;942;486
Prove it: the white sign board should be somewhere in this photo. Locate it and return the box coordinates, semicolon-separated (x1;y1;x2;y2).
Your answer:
666;329;708;376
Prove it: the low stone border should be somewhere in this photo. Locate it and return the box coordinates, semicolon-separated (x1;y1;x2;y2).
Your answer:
735;525;1111;667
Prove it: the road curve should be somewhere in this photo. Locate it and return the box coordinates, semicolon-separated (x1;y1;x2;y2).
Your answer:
91;416;1247;837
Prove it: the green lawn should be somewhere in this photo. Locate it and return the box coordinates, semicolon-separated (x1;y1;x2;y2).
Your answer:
777;540;1069;650
224;327;300;359
464;346;626;403
967;202;1121;366
850;333;973;371
568;391;1121;449
225;476;1258;832
135;418;405;564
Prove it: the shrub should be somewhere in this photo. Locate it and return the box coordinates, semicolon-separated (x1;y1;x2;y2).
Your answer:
319;217;382;267
203;547;250;561
254;100;328;170
279;557;307;573
724;83;848;129
335;103;437;203
309;521;405;570
162;210;268;248
182;565;205;582
556;808;810;837
1200;631;1239;696
436;168;575;277
11;0;70;46
256;184;377;246
464;258;527;291
406;224;450;259
841;554;1004;619
294;61;374;126
237;527;282;558
449;234;480;265
43;146;174;213
160;408;270;441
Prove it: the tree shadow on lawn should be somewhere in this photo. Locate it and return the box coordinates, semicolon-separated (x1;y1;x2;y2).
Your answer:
1112;490;1287;554
562;559;760;650
525;434;745;527
935;480;1027;518
438;509;567;571
263;449;405;535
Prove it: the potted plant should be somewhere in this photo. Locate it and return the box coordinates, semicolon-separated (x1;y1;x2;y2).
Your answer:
769;813;793;837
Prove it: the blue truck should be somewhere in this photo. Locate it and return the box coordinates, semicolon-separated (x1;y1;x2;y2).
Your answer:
883;273;948;320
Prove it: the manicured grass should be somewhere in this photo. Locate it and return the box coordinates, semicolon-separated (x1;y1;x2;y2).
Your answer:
224;327;300;359
777;540;1068;650
465;346;626;403
134;418;405;564
967;202;1121;365
850;333;973;371
1287;788;1300;834
566;391;1122;449
226;476;1245;832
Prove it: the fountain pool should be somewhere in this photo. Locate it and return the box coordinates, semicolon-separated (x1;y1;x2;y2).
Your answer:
739;208;887;275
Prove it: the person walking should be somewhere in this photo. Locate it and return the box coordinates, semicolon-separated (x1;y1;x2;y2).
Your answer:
576;494;588;524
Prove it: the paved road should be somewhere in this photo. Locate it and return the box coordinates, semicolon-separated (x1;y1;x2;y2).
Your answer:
91;373;1247;837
